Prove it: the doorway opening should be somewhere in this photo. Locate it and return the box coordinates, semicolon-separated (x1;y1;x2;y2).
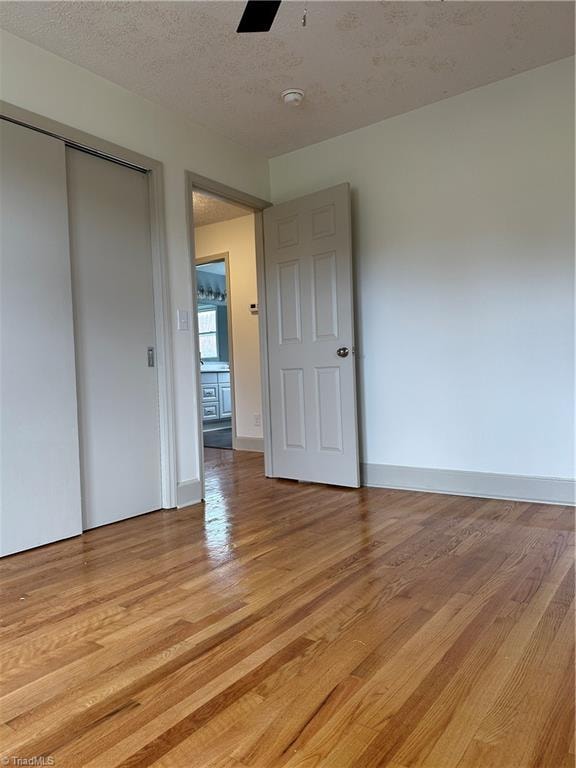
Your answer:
192;189;264;463
188;173;359;497
196;256;233;449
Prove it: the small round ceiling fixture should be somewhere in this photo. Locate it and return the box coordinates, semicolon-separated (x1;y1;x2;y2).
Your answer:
281;88;305;107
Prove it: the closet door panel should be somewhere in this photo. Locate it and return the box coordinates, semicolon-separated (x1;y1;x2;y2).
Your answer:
0;120;82;556
66;148;162;530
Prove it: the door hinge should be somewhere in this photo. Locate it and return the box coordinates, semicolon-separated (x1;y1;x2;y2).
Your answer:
147;347;155;367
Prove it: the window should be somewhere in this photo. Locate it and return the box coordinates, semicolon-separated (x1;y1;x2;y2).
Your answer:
198;307;218;360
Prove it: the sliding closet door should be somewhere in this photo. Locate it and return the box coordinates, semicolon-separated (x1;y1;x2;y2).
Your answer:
0;120;82;556
66;149;162;530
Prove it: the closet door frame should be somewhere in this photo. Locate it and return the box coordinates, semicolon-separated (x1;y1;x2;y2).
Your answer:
0;101;177;511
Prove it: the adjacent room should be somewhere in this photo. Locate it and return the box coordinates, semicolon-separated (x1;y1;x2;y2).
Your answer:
0;2;574;767
192;189;263;456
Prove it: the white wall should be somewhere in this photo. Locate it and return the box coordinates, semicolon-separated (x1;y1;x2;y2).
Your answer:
0;30;270;496
194;215;263;441
270;58;575;483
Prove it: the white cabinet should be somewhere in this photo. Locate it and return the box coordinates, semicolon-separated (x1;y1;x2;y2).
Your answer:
201;371;231;423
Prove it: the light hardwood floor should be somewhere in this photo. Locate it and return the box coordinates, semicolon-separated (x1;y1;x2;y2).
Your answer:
1;449;574;767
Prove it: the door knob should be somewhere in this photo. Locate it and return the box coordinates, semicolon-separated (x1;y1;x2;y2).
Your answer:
336;347;349;358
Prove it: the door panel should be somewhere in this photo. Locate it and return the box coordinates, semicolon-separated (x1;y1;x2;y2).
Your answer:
281;368;306;450
0;121;82;555
315;366;343;453
219;384;232;418
263;183;359;487
277;261;302;344
66;148;162;529
312;252;338;340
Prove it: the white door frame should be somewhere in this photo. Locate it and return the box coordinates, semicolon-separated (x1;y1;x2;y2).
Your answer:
195;251;238;449
0;101;178;510
185;172;273;497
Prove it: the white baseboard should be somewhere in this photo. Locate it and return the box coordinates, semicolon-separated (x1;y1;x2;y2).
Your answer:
176;479;202;508
235;436;264;453
361;463;575;506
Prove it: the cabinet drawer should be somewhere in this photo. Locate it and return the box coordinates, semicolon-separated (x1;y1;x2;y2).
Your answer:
202;403;219;421
201;372;218;384
202;385;218;402
217;372;230;384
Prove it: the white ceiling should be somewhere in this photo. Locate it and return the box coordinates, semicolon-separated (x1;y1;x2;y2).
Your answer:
0;2;573;157
192;189;251;227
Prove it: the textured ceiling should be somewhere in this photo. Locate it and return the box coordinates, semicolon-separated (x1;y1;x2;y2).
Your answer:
0;2;573;156
192;190;251;227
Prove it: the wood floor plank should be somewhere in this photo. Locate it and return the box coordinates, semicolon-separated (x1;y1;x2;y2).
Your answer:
1;448;573;768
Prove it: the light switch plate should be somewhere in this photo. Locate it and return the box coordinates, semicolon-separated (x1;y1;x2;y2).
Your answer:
177;309;190;331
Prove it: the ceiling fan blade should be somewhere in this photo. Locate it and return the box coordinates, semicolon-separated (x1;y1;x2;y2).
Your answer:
236;1;282;33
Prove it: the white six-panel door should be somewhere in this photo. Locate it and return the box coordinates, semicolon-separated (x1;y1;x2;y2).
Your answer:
263;183;359;487
66;148;162;529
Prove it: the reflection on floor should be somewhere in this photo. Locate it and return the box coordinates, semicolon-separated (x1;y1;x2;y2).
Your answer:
203;426;233;450
2;448;573;767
